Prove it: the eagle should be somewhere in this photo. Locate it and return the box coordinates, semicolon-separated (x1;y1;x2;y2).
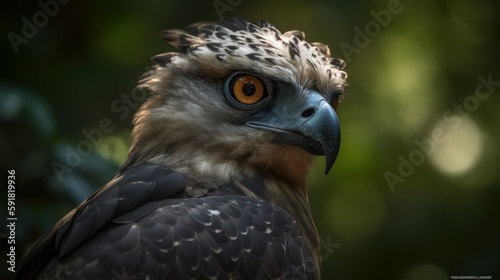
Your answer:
15;18;347;279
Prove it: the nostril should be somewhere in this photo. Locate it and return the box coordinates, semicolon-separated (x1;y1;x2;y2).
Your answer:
301;108;315;118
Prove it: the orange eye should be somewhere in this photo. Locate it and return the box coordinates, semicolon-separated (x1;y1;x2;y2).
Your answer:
231;75;265;105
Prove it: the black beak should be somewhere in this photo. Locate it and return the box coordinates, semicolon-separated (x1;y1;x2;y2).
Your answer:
296;98;341;174
247;91;341;174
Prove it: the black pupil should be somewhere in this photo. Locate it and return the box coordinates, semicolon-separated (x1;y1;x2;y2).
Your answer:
242;82;256;96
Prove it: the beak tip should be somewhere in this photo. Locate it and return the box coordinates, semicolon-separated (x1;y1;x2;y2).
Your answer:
325;166;332;175
324;149;338;175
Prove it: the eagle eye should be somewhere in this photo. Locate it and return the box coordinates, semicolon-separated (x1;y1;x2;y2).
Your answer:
228;74;267;106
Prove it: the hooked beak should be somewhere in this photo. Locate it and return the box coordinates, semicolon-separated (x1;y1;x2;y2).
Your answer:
247;91;341;174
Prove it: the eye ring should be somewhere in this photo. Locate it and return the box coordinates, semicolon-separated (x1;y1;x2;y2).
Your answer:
231;74;266;105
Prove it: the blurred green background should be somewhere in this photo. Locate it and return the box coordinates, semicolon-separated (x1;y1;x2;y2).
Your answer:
1;0;499;279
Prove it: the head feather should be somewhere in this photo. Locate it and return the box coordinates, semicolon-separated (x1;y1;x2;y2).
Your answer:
141;18;347;96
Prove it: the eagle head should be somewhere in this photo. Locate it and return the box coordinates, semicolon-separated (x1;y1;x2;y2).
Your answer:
126;18;348;194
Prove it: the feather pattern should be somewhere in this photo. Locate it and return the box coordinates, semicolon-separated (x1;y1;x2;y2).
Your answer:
20;164;315;280
15;19;347;280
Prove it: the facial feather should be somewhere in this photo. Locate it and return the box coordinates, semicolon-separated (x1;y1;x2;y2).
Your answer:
126;19;347;193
